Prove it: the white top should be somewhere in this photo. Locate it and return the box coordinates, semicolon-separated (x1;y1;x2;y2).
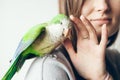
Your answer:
25;50;76;80
25;48;120;80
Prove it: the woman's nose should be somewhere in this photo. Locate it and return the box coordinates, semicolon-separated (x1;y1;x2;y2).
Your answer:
94;0;110;13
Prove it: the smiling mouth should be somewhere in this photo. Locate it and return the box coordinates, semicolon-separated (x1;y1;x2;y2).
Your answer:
90;18;112;25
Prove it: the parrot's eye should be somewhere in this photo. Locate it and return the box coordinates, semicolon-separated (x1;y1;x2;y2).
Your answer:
60;22;63;25
62;33;64;36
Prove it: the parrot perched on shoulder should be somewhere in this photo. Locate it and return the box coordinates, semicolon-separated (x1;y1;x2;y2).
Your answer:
2;14;72;80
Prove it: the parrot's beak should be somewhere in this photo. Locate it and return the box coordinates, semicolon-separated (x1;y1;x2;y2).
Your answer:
63;20;72;39
63;28;71;39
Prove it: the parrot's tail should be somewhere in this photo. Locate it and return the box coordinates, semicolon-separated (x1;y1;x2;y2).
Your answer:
2;54;26;80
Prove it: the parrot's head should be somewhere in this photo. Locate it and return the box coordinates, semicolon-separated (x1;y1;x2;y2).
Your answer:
47;14;72;44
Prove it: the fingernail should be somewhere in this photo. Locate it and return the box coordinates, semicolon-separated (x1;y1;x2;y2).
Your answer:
102;24;107;32
80;15;85;20
103;24;106;28
70;15;74;20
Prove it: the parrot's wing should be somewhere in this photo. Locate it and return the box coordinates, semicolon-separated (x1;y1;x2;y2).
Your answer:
11;23;48;61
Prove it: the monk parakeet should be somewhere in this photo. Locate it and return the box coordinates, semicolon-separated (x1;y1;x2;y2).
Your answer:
2;14;71;80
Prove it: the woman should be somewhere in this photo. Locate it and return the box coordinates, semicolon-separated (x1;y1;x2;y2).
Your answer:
25;0;120;80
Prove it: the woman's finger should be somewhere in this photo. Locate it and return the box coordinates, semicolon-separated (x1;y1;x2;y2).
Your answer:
100;24;108;48
63;38;76;60
80;15;98;44
70;15;89;40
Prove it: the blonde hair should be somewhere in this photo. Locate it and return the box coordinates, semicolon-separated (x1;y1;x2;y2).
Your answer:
59;0;83;17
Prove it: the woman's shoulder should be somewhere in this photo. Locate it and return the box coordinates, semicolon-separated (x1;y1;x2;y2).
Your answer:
25;50;75;80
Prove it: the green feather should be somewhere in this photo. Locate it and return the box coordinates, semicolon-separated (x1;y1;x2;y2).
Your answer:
2;14;70;80
50;14;68;24
2;53;26;80
23;23;47;42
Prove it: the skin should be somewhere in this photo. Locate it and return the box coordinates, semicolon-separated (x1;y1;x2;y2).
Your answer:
63;0;120;80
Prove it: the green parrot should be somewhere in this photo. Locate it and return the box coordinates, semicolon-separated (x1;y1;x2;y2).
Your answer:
2;14;71;80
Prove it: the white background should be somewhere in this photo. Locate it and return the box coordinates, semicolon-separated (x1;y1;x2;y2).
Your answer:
0;0;58;80
0;0;120;80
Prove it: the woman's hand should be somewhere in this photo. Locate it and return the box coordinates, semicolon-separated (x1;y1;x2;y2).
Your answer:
63;15;108;80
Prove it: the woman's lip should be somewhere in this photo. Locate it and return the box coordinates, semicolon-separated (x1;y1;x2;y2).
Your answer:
90;18;112;25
